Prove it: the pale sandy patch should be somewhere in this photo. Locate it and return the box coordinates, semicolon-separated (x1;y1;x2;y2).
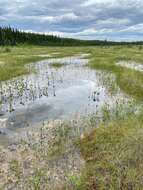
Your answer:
116;61;143;72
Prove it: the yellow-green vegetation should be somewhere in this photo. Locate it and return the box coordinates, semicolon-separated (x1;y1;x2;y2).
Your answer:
74;46;143;189
0;45;143;100
77;111;143;190
88;46;143;100
50;63;65;68
0;45;83;81
0;45;143;189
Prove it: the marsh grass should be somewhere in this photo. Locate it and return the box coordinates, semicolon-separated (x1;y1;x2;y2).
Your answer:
0;45;143;189
88;46;143;100
0;99;142;189
78;118;143;189
1;45;143;101
0;45;83;81
77;108;143;190
50;63;65;68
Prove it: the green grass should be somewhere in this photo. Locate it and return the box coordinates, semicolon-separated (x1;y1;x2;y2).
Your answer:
50;63;65;68
77;111;143;190
0;45;143;189
74;46;143;189
0;45;84;81
0;45;143;100
88;46;143;100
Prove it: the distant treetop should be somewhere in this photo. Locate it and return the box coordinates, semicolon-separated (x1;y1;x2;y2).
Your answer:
0;26;142;46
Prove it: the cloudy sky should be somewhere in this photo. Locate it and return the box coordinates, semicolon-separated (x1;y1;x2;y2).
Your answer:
0;0;143;41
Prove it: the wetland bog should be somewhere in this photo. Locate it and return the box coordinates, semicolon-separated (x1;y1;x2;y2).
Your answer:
0;46;143;189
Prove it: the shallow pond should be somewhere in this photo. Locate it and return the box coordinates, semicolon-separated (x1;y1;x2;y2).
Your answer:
0;55;131;145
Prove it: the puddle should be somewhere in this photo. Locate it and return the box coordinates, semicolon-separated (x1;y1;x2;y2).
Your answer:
0;54;137;189
0;55;130;145
117;61;143;72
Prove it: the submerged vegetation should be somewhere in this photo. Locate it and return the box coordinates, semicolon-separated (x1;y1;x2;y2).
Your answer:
0;44;143;189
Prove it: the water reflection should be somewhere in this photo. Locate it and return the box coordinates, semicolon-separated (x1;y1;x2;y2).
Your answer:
0;55;123;144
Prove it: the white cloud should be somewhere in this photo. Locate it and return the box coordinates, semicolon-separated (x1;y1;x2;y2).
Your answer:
0;0;143;41
82;0;116;6
119;23;143;33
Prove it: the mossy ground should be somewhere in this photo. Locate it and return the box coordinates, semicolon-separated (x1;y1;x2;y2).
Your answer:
77;112;143;190
0;45;143;189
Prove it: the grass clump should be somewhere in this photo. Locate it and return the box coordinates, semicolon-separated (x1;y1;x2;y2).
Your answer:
4;47;11;53
88;46;143;100
50;63;65;68
77;113;143;190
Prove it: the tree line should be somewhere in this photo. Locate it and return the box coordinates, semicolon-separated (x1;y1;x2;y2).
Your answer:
0;26;143;46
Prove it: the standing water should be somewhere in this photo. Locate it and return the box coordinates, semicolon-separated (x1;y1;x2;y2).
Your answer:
0;55;128;144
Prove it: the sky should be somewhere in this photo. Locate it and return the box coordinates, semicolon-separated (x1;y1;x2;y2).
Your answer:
0;0;143;41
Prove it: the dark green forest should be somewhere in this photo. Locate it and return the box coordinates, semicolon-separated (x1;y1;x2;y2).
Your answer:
0;26;143;46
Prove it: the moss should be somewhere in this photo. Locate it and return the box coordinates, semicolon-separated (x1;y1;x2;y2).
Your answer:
77;114;143;190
